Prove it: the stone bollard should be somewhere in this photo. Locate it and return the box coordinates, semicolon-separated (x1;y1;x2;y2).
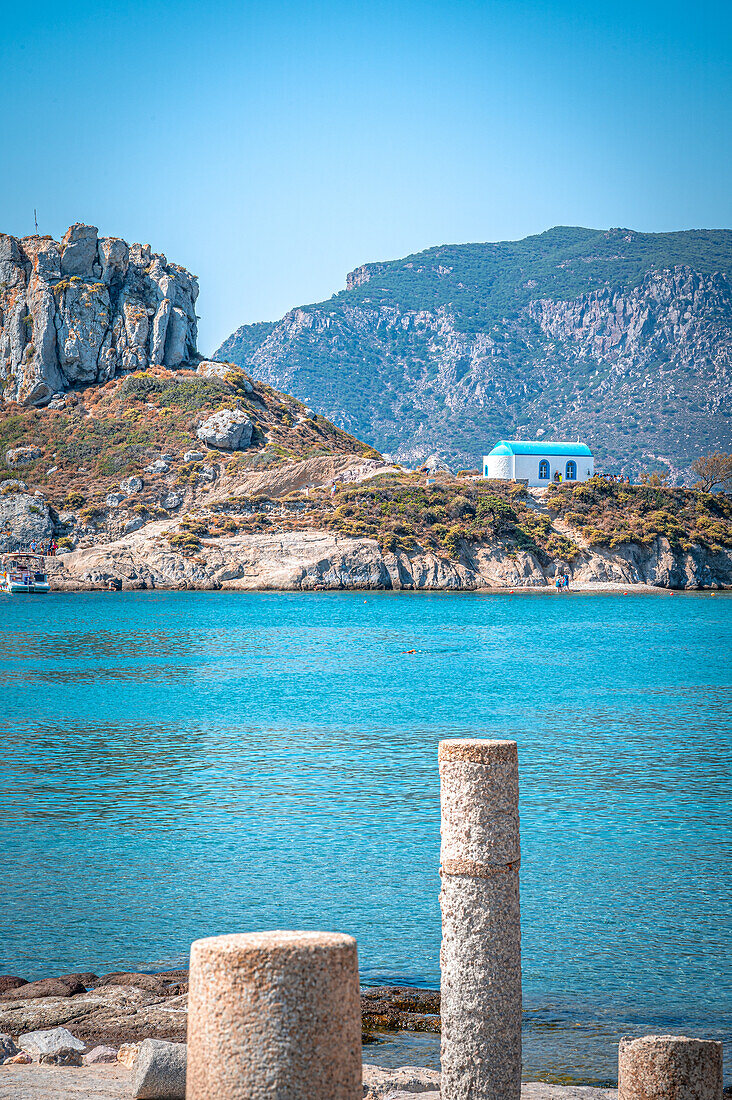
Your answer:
186;930;362;1100
439;739;522;1100
619;1035;723;1100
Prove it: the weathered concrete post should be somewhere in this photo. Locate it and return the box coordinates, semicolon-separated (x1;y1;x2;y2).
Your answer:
186;930;362;1100
619;1035;723;1100
439;739;522;1100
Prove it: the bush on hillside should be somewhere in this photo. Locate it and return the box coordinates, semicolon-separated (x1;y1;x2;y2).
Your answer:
547;477;732;551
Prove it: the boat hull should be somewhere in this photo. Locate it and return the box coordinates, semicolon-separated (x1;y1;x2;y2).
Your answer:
2;581;50;594
1;556;51;593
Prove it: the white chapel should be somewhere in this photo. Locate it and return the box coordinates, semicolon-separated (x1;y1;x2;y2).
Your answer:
483;440;594;488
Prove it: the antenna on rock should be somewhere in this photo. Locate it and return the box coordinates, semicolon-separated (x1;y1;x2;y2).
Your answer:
34;209;38;233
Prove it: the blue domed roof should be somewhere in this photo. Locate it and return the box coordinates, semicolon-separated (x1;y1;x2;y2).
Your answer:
489;440;593;457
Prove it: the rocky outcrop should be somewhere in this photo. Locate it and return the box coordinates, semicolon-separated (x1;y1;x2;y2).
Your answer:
44;528;732;592
0;978;87;1002
0;489;54;551
0;984;189;1046
196;408;253;450
0;978;440;1048
0;225;198;406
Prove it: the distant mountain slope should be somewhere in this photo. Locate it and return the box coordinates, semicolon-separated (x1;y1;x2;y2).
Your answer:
216;227;732;480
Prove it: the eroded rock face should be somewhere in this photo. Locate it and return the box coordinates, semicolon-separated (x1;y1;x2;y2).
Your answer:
0;984;190;1045
0;224;199;406
0;492;53;552
43;526;732;594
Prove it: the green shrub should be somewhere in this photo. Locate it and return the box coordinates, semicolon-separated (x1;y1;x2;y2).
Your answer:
78;505;104;523
167;531;201;553
118;372;229;412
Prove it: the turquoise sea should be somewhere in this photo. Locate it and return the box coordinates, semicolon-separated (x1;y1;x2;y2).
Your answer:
2;590;730;1084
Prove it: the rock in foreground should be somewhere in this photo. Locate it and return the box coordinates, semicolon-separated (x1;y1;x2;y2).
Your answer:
0;1063;620;1100
18;1027;85;1059
131;1039;186;1099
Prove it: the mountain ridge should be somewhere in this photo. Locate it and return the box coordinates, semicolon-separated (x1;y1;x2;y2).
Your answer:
216;226;732;480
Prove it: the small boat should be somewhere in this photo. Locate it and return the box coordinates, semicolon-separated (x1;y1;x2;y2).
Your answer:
0;553;50;594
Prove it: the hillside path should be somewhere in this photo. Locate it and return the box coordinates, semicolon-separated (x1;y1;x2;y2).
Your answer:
526;487;588;549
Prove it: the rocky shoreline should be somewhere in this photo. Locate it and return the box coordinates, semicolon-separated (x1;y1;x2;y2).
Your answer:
0;1064;619;1100
0;972;625;1098
40;528;732;593
0;971;440;1049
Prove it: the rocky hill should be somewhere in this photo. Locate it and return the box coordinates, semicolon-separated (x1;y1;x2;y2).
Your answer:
1;223;730;593
0;224;199;407
2;363;730;591
216;227;732;481
0;353;381;556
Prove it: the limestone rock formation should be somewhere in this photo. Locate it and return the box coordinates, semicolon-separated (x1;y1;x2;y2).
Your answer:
0;489;54;551
196;408;253;450
42;527;732;593
0;224;198;406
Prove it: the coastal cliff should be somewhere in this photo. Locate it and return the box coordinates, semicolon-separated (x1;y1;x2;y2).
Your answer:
0;225;199;406
42;525;732;592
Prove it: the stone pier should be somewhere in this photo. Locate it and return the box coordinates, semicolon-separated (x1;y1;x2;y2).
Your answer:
186;930;362;1100
439;738;522;1100
619;1035;723;1100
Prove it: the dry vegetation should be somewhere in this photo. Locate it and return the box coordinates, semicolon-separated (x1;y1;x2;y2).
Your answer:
0;366;377;514
163;474;579;562
547;477;732;552
162;474;732;563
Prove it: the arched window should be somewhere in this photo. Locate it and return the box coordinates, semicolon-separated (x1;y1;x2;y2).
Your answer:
538;459;550;480
566;460;577;480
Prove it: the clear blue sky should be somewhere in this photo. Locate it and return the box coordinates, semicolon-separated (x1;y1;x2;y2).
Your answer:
2;0;730;354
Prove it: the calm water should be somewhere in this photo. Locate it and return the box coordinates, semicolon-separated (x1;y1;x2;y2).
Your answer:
2;591;730;1083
